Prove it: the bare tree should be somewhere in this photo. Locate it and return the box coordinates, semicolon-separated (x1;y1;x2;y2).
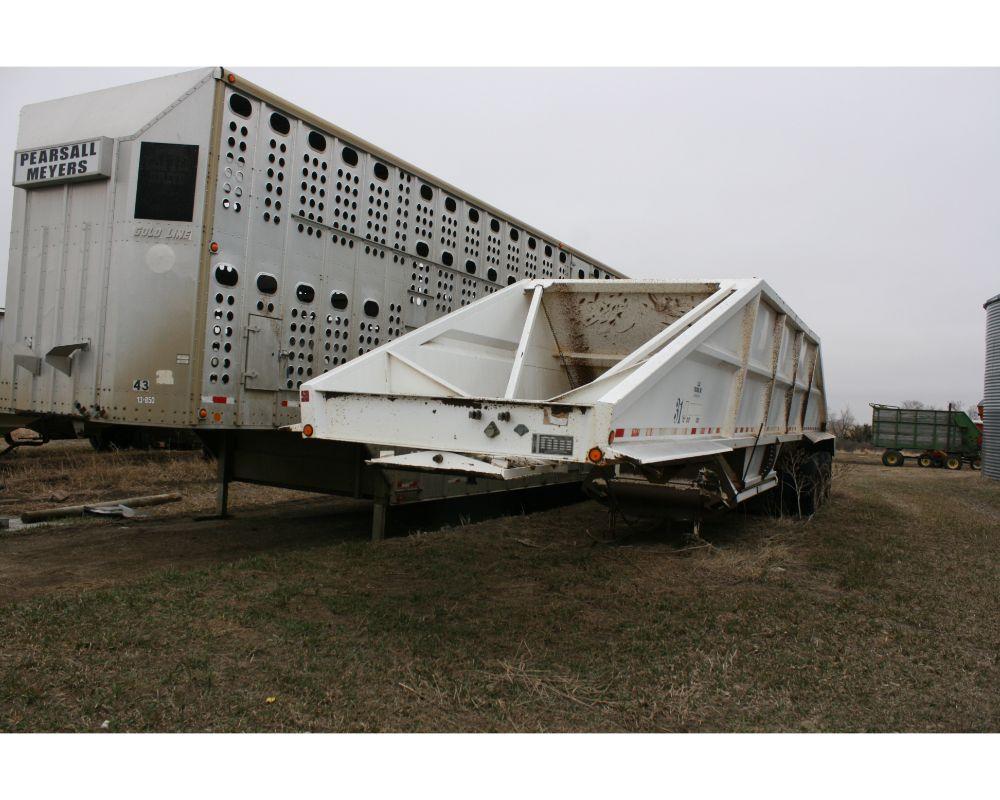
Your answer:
771;447;832;519
900;400;925;410
828;405;856;439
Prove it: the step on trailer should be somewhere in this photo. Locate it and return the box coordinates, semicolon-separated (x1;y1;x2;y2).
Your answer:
300;277;834;535
0;68;626;524
871;404;982;470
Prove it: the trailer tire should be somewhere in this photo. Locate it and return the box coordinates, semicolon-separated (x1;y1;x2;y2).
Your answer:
881;450;903;467
970;457;982;470
917;454;933;468
88;431;113;452
945;455;962;471
775;450;832;517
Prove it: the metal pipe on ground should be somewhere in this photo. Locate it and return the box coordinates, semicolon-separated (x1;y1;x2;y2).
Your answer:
20;493;182;523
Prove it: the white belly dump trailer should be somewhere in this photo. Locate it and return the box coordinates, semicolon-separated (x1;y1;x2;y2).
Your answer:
300;278;834;534
1;68;626;521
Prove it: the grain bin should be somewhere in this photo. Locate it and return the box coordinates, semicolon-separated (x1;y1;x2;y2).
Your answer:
984;293;1000;480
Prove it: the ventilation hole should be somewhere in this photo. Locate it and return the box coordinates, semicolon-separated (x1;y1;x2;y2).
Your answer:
373;162;389;181
229;94;252;118
486;268;498;282
415;241;429;258
510;229;520;242
214;264;238;287
527;236;536;250
342;146;359;166
578;269;585;279
256;273;278;295
308;131;327;152
445;196;457;213
442;251;454;267
490;219;500;233
420;184;433;201
507;276;517;285
560;252;568;264
363;300;380;317
270;112;290;135
465;260;477;274
296;283;315;303
331;291;349;310
469;208;480;223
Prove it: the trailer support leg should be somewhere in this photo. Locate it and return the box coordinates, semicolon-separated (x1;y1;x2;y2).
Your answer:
371;472;389;541
215;433;234;519
371;500;387;541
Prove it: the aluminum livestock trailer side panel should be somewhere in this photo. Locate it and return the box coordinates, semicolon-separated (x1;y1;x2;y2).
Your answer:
1;68;626;510
301;278;833;534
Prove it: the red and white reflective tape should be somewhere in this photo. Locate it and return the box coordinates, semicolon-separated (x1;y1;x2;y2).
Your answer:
280;400;300;408
201;395;236;405
610;425;724;441
607;423;801;442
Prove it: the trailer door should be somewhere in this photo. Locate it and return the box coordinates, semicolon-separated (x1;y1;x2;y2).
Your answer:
243;313;283;391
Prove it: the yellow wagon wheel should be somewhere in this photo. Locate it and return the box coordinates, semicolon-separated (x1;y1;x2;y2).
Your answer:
882;450;903;467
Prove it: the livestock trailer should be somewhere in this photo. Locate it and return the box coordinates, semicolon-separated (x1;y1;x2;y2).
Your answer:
0;68;625;516
300;277;834;534
871;404;982;470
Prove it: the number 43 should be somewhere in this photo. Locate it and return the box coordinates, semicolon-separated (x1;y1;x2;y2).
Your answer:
132;379;150;391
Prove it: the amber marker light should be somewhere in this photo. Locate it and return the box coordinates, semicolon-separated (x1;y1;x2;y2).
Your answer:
227;74;236;83
213;412;222;422
303;424;314;438
587;447;604;464
198;408;207;419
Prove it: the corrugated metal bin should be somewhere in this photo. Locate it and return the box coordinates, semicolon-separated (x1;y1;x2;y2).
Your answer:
984;293;1000;480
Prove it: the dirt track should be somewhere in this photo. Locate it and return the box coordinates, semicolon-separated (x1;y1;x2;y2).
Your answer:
0;496;373;603
0;440;587;603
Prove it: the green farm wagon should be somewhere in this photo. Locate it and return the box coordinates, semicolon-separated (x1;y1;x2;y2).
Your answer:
870;404;983;470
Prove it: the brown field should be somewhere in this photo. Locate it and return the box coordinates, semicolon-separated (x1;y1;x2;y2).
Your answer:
0;441;997;732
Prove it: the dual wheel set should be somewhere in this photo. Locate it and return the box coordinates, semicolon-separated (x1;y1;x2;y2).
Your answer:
880;449;981;470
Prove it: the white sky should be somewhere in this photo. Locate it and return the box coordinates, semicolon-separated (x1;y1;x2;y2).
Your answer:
1;67;997;419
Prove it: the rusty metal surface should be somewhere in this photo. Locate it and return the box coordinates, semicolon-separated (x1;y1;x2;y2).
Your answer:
543;288;717;388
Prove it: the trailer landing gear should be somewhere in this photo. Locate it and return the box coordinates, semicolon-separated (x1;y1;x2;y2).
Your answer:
370;472;390;541
195;433;234;521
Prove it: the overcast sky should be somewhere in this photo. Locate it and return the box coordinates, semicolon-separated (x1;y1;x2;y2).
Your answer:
1;68;997;418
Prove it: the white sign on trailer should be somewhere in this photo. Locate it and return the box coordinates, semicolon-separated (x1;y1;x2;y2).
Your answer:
12;137;112;188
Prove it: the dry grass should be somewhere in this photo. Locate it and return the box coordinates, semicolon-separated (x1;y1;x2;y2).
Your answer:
0;439;314;519
0;449;997;731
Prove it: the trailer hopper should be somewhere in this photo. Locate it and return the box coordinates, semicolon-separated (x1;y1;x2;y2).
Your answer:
300;278;833;523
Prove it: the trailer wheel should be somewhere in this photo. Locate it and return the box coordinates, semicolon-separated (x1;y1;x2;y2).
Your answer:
945;455;962;471
773;450;832;517
917;454;933;468
88;431;112;452
881;450;903;467
970;457;982;470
